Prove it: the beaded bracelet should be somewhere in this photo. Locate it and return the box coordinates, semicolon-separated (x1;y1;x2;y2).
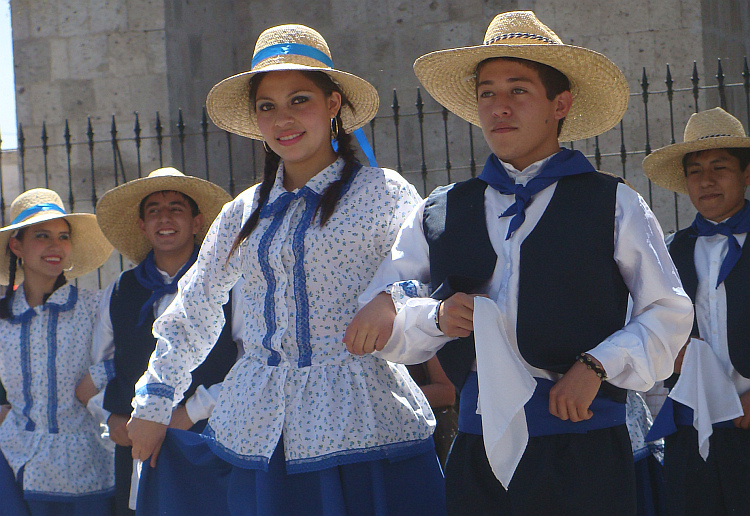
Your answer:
575;353;607;380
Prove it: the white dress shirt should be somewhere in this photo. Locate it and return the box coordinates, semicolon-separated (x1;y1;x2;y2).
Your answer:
363;154;694;392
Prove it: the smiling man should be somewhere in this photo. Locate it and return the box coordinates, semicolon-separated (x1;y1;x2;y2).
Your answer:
643;107;750;516
347;11;693;516
74;168;236;516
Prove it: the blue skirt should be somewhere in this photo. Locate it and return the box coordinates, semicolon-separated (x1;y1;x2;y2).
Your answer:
136;429;446;516
0;451;113;516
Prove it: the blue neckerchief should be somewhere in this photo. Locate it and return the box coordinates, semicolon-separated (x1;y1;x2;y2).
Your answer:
259;186;322;219
478;148;596;239
690;200;750;288
133;245;199;326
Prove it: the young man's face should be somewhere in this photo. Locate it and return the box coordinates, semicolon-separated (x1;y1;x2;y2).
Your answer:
685;148;750;222
476;59;572;171
137;191;204;256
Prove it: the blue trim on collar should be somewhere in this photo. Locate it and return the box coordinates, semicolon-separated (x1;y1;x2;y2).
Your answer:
10;203;66;225
251;43;333;69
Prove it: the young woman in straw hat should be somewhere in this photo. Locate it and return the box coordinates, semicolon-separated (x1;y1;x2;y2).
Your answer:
0;188;115;515
126;24;445;516
350;10;693;516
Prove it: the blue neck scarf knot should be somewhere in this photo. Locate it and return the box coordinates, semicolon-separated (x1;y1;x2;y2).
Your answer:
690;200;750;288
133;245;200;326
259;186;321;219
478;148;597;239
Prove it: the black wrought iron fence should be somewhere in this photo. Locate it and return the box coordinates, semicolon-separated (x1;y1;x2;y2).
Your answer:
1;56;749;287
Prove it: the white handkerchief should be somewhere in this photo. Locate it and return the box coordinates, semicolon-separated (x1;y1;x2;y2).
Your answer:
670;338;743;460
473;297;537;488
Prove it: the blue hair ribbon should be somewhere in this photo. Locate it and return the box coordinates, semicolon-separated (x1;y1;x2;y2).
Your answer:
252;43;334;69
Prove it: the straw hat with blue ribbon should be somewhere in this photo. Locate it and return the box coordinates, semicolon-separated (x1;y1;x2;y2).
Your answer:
413;10;629;142
643;107;750;194
0;188;113;285
206;24;380;144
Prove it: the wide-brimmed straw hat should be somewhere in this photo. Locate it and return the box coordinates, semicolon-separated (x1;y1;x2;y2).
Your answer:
643;107;750;194
96;168;232;264
206;24;379;140
413;10;629;142
0;188;113;285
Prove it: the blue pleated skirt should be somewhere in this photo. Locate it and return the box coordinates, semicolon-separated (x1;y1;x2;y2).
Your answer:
0;450;113;516
136;429;446;516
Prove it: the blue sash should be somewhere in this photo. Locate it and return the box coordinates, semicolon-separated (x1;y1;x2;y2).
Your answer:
458;372;626;437
645;398;736;442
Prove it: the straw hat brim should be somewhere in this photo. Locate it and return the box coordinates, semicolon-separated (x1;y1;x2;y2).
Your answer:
413;43;629;142
0;212;113;286
96;175;232;264
643;136;750;194
206;63;380;140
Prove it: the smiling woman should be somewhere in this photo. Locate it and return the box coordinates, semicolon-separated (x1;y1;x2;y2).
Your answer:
0;188;114;516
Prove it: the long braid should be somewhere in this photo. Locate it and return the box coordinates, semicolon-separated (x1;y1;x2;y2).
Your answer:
42;273;67;304
0;251;18;320
227;149;280;259
316;115;359;225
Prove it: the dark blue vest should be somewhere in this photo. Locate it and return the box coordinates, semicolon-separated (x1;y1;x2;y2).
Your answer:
669;228;750;378
424;172;629;402
103;268;237;416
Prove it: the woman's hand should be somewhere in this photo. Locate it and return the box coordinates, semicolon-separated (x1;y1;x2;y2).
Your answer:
127;417;168;467
107;413;133;447
344;292;397;355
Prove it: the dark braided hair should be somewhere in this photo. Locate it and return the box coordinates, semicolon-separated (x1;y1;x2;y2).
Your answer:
228;70;360;259
0;226;69;319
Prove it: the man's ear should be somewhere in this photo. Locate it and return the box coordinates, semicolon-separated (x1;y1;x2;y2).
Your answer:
553;90;573;121
191;214;204;236
137;218;147;237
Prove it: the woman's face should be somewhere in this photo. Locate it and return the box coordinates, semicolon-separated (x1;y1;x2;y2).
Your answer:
9;218;72;282
254;70;342;175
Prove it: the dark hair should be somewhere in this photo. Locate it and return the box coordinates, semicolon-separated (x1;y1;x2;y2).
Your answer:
682;147;750;176
139;191;201;220
475;57;570;136
0;225;69;319
227;70;359;259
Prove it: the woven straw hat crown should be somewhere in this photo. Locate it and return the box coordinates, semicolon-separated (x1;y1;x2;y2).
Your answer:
413;10;629;142
1;188;113;285
206;24;379;140
643;107;750;194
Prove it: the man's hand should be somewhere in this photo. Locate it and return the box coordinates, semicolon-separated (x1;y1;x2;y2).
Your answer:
168;405;194;431
75;372;98;405
734;390;750;430
344;292;397;355
437;293;477;338
548;358;603;422
127;417;168;468
0;404;10;425
107;413;133;447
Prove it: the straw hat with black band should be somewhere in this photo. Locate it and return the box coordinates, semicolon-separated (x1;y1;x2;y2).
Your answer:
206;24;379;140
413;10;629;143
643;107;750;194
0;188;113;286
96;168;232;264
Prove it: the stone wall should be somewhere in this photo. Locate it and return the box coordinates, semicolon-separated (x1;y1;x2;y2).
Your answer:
8;0;750;287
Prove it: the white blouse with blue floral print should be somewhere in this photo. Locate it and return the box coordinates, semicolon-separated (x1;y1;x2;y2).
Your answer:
133;159;435;472
0;284;115;499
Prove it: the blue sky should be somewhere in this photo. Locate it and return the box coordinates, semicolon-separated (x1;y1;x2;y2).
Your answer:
1;0;16;151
